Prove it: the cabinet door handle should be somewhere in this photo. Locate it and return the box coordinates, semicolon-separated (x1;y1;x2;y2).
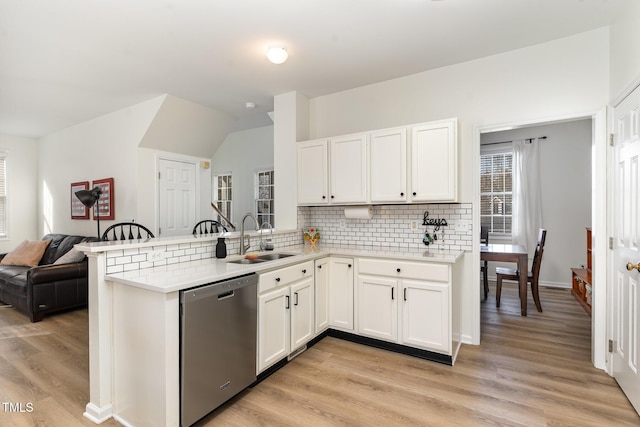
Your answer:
275;277;281;283
391;287;395;300
302;269;307;274
294;292;299;306
318;265;322;269
404;288;407;301
396;268;401;273
285;295;290;309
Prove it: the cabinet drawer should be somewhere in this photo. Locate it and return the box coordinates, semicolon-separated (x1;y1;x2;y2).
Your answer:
358;258;449;282
259;261;314;293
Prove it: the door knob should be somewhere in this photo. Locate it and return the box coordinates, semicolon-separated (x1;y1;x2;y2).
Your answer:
626;262;640;272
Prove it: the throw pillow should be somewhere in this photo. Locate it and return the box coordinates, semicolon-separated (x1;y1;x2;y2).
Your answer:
0;239;52;267
53;248;86;265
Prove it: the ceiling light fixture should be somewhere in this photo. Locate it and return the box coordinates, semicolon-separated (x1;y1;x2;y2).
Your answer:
266;46;288;64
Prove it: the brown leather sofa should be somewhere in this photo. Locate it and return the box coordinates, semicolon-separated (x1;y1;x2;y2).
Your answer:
0;233;100;322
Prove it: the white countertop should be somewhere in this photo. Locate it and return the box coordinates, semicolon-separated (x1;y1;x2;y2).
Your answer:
106;244;464;293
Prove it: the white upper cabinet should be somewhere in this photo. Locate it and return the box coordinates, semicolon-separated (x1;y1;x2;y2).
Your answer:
330;133;368;204
410;119;458;202
297;139;329;205
296;117;457;205
369;127;407;202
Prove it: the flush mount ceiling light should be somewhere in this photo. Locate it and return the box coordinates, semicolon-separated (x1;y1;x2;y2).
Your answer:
266;46;288;64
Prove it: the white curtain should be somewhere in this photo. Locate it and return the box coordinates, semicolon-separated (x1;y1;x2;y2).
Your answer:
512;139;543;258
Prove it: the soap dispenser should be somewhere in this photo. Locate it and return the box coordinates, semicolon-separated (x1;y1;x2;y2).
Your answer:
216;237;227;258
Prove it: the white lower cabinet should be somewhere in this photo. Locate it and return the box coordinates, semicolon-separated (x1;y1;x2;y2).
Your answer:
328;257;354;331
258;262;314;373
314;258;330;333
357;258;451;354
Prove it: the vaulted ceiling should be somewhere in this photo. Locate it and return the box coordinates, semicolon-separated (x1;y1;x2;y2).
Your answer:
0;0;630;138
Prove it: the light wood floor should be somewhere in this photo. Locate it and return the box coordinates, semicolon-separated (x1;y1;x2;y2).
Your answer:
0;283;638;426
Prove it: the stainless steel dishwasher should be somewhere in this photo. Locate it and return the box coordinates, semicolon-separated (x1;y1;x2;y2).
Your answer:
180;273;257;427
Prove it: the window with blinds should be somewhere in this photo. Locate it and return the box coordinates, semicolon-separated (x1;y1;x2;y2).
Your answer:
256;170;274;227
0;154;6;238
213;174;232;224
480;151;512;234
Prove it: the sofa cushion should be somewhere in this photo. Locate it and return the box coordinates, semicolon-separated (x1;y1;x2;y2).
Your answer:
41;234;100;265
53;248;85;264
1;240;52;267
0;265;29;296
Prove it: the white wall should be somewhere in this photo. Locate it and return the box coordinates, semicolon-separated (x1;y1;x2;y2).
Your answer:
211;125;274;227
0;134;38;252
609;1;640;100
289;28;610;342
481;119;592;287
38;96;163;238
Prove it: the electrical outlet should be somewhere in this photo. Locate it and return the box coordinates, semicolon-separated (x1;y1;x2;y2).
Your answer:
455;222;469;232
339;220;346;229
410;220;419;231
149;250;165;262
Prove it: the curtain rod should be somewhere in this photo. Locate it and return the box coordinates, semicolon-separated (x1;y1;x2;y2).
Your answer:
482;135;547;146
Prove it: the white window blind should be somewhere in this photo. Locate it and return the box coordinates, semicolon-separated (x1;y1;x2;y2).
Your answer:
480;151;512;234
0;154;6;237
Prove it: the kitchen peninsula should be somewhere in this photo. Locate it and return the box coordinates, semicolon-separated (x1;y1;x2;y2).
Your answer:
76;233;463;427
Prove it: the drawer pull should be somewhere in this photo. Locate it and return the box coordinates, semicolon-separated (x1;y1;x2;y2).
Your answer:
275;277;281;282
302;269;307;274
412;192;417;196
400;192;404;196
396;268;401;273
348;264;352;268
317;265;322;269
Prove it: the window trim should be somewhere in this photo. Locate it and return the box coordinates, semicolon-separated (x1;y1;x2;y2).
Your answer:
212;172;233;226
255;169;274;228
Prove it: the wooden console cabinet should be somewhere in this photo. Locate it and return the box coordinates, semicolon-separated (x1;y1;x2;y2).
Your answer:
571;228;592;316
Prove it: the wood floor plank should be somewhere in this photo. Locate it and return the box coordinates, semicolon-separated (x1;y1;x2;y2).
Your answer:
0;282;638;426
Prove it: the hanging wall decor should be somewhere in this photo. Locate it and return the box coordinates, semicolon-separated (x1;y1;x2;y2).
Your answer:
71;181;90;219
91;178;115;221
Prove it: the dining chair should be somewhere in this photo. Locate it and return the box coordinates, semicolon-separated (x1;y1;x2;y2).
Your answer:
102;222;155;241
192;220;228;236
495;228;547;312
480;226;489;300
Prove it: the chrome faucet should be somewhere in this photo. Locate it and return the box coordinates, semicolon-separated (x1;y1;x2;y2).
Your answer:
259;222;274;251
240;213;260;255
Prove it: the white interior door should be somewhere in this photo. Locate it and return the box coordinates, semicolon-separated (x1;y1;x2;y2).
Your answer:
612;86;640;414
158;158;197;237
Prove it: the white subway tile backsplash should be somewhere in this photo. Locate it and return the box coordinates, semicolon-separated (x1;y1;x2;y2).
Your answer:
298;203;472;252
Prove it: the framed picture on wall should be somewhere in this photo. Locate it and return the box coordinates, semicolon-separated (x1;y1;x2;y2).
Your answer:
71;181;90;219
92;178;114;221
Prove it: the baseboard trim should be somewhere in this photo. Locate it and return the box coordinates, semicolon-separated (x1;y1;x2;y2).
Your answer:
83;402;112;424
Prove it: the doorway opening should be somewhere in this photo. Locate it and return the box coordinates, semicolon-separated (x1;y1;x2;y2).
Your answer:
472;109;608;369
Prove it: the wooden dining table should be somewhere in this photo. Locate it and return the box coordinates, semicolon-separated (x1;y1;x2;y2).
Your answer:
480;243;529;316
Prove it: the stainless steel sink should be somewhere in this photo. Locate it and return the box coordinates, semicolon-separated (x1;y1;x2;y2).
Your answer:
227;258;267;264
256;253;295;261
227;253;295;264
